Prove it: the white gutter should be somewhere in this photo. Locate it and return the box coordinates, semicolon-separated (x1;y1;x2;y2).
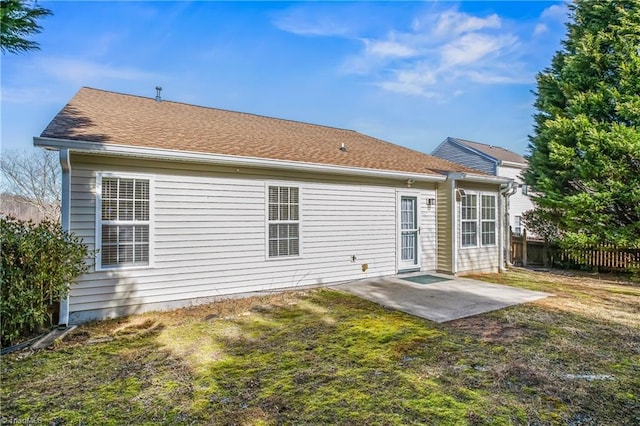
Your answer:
451;178;458;275
34;137;447;183
58;149;71;328
499;181;517;272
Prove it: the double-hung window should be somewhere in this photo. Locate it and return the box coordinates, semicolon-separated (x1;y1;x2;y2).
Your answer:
461;194;478;247
481;195;496;245
268;186;299;257
460;192;497;247
514;215;522;236
98;175;150;268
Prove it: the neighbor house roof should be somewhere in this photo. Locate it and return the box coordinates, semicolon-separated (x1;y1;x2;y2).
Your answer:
39;87;482;177
447;137;527;165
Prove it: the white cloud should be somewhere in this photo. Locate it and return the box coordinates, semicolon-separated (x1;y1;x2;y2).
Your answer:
541;4;567;20
273;16;349;37
1;58;158;107
535;3;569;38
533;23;548;36
0;87;64;105
440;33;516;67
278;4;537;98
465;70;532;85
377;65;438;97
377;80;433;97
365;39;417;58
433;10;501;37
37;58;156;86
272;6;355;37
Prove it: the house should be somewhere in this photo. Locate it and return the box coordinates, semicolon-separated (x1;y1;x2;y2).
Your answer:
432;137;534;236
35;88;513;325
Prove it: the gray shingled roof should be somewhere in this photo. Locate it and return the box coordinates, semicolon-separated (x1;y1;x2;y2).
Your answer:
41;87;484;176
448;137;527;165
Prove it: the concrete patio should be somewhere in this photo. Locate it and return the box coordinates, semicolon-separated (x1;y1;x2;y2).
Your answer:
332;272;552;323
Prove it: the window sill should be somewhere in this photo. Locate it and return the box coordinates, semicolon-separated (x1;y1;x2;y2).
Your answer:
460;244;497;249
96;264;152;272
266;255;303;261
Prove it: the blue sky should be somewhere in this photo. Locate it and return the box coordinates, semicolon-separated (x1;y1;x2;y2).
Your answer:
1;1;569;156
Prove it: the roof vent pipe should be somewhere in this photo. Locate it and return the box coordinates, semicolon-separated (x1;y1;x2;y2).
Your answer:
155;86;162;102
340;142;347;152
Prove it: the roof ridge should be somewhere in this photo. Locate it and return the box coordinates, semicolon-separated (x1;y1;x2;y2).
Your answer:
452;136;516;153
80;86;359;134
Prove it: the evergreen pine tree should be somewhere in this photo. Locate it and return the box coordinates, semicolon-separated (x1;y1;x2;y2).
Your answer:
1;0;52;54
525;0;640;247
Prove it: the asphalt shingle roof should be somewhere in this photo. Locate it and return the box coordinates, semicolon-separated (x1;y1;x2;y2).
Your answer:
41;87;482;176
448;137;527;165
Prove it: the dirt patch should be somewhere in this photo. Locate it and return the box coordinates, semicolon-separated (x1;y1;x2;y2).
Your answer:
62;329;90;344
449;315;529;343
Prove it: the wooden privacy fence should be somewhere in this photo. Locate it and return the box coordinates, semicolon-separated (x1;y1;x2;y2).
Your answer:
510;229;546;267
510;228;640;272
555;245;640;272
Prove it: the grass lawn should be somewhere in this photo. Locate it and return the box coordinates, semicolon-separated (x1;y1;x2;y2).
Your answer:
2;269;639;425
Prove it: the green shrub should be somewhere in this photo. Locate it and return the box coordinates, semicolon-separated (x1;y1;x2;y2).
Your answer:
1;217;90;346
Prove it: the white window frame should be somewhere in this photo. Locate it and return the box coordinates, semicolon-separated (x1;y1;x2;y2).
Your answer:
460;193;478;248
481;194;497;246
397;190;422;271
95;172;154;271
460;191;497;249
514;215;522;236
265;183;302;260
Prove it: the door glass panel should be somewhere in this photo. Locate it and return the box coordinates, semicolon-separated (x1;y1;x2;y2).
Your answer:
400;197;418;264
401;232;416;261
401;197;416;229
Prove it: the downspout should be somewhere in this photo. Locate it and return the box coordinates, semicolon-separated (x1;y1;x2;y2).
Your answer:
499;181;517;272
451;177;458;275
58;149;71;328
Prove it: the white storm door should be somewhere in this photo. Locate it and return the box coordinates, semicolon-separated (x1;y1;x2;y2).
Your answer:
399;195;420;270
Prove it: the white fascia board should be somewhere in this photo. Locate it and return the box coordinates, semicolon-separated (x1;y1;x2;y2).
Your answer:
34;137;446;183
446;171;512;185
499;160;528;168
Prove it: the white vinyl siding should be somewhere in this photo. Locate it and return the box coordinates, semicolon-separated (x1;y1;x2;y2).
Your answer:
97;174;152;269
436;182;453;274
497;165;535;236
419;192;438;272
66;153;439;322
456;185;501;274
268;186;300;257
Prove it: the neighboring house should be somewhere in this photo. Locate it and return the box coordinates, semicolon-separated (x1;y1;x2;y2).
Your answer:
35;88;512;325
432;137;534;237
0;193;51;223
